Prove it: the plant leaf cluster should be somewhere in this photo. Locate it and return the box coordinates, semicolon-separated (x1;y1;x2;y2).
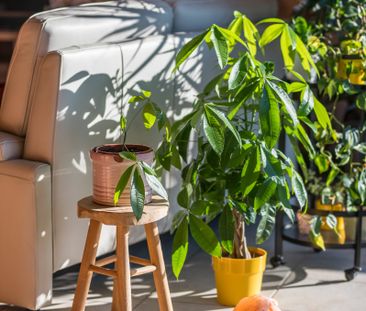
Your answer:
155;12;331;278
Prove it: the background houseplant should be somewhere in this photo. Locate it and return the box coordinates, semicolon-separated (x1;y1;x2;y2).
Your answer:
141;12;332;306
291;0;366;247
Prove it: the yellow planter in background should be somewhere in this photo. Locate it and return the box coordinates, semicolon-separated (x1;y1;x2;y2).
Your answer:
212;248;267;306
315;199;346;244
337;58;366;85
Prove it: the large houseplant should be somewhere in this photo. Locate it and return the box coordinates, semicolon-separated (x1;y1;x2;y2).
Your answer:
140;12;332;306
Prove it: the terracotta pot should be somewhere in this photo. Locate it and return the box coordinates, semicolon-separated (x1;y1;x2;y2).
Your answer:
296;211;312;235
90;144;153;206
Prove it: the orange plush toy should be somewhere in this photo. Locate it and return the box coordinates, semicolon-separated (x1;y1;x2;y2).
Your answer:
234;295;282;311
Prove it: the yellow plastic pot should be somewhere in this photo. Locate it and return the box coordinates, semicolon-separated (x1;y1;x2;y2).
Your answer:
337;58;365;85
212;247;267;306
315;199;346;244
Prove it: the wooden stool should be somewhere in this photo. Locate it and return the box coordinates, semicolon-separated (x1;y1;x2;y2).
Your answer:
71;195;173;311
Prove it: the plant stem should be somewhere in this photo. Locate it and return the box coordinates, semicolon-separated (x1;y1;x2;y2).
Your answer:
232;209;251;259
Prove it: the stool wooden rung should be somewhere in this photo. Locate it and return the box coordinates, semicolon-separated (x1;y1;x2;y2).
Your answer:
91;255;157;278
95;255;152;267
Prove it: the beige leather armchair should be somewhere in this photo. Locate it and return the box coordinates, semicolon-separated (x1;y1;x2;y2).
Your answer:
0;1;277;309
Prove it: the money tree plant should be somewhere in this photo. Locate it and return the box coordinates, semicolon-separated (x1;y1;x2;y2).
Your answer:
132;12;333;278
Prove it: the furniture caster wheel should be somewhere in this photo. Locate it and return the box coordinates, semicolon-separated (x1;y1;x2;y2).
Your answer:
270;255;285;268
345;268;361;281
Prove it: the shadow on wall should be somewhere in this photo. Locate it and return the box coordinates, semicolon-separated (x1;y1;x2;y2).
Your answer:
51;34;220;271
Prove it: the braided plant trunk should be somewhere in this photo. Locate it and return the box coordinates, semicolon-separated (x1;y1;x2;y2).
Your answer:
232;209;252;259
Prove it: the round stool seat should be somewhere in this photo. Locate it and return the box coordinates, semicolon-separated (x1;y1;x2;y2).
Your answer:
78;195;169;226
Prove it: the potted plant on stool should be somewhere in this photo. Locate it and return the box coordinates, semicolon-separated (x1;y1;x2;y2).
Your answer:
91;90;169;219
146;12;332;306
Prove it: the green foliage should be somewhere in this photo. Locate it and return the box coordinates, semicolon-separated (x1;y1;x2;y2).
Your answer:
113;90;170;220
143;12;327;278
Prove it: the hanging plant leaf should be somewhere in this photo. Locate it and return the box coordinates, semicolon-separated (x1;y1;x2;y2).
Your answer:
114;164;135;205
130;168;146;220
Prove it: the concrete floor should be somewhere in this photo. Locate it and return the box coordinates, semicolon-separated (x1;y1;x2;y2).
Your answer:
1;228;366;311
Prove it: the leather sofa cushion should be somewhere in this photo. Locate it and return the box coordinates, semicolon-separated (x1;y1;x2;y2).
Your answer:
0;0;173;137
172;0;277;32
0;160;52;309
0;131;24;161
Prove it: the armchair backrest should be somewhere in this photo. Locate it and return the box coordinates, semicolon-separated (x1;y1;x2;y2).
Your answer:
0;0;173;137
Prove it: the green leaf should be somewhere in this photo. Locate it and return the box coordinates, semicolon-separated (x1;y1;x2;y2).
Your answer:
309;230;325;251
175;123;192;162
205;104;242;147
356;93;366;111
177;184;193;208
295;33;318;75
120;115;127;132
128;95;145;103
256;204;276;244
211;26;229;69
314;97;332;131
228;55;248;90
130;168;146;220
174;30;209;71
170;210;187;234
314;154;329;174
294;123;315;158
219;205;234;254
299;86;314;116
119;151;137;162
280;25;296;70
243;16;259;56
172;217;189;279
203;73;224;95
288;81;306;93
143;102;156;129
259;23;284;47
254;178;277;211
326;214;337;230
142;90;151;98
144;168;168;200
240;146;260;196
292;170;307;209
257;18;285;25
326;167;339;187
190;215;222;257
140;161;156;176
114;164;135;205
267;80;298;126
259;85;281;149
203;115;225;155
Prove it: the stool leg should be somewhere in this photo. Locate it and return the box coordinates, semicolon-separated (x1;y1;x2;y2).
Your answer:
114;225;132;311
145;222;173;311
71;219;102;311
112;279;121;311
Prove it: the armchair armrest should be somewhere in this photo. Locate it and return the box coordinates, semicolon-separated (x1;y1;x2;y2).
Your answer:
0;131;24;161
